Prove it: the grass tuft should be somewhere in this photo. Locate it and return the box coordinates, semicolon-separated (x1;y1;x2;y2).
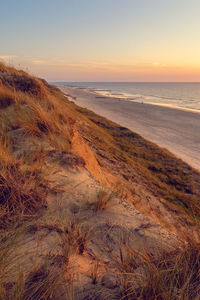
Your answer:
91;190;115;212
0;161;47;229
118;241;200;300
64;221;90;255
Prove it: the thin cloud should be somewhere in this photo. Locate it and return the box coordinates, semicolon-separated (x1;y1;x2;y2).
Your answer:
0;55;17;60
152;62;167;68
32;60;48;65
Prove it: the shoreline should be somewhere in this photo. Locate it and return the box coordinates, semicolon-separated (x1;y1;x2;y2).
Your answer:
60;85;200;115
59;86;200;171
134;101;200;114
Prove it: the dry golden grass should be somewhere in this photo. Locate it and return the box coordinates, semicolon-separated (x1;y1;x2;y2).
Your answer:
0;229;70;300
17;101;53;136
0;63;48;98
13;93;73;152
0;86;16;108
0;85;33;108
0;126;47;229
0;162;47;229
64;221;90;256
0;133;12;166
21;265;65;300
91;189;115;212
115;237;200;300
0;63;76;230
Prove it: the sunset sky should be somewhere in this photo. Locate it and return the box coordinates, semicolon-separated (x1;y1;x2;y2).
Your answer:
1;0;200;81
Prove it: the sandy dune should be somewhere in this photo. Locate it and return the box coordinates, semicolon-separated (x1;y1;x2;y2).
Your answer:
59;86;200;171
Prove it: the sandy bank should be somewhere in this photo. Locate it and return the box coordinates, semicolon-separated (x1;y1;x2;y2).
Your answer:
59;86;200;171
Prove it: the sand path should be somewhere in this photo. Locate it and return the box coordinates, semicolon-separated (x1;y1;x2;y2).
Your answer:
60;86;200;171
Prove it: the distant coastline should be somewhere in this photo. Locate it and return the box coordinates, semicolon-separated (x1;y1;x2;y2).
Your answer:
54;82;200;112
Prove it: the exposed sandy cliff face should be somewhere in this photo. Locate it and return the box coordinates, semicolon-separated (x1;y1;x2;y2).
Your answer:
72;127;104;182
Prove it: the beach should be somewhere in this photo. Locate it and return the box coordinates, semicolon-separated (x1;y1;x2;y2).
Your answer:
60;86;200;171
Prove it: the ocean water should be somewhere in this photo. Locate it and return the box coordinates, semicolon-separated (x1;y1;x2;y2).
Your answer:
55;82;200;111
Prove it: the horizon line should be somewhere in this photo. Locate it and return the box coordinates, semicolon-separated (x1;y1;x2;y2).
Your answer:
50;81;200;84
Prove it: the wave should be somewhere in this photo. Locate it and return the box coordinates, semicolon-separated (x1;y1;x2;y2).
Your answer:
58;82;200;111
92;89;200;112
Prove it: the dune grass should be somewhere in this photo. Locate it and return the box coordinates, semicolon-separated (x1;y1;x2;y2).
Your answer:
118;241;200;300
0;62;200;299
0;229;70;300
0;86;17;108
91;189;115;212
0;159;47;229
0;63;77;231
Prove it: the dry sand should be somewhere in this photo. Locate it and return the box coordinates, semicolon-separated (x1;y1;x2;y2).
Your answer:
59;86;200;171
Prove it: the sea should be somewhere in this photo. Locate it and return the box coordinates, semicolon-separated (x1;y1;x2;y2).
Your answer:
54;82;200;112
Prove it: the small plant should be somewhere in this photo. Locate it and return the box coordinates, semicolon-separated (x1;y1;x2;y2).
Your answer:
63;221;90;256
92;189;115;212
90;260;100;284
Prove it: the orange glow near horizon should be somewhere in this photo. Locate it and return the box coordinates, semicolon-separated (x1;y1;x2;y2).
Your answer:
1;55;200;82
28;61;200;82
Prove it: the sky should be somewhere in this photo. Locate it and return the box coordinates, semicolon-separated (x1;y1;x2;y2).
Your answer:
1;0;200;82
